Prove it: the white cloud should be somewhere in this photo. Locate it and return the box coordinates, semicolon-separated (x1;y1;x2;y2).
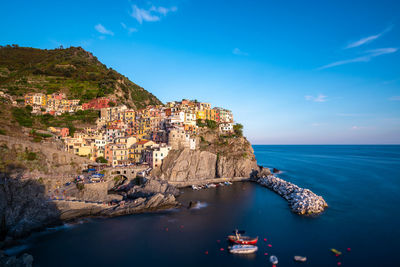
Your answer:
345;26;393;49
351;126;367;130
305;94;328;102
311;122;327;127
150;6;177;15
232;48;248;56
389;96;400;101
121;22;138;34
130;5;177;24
318;47;398;70
94;24;114;36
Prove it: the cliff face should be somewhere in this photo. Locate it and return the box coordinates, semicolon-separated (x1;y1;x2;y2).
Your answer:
152;129;259;182
0;171;61;241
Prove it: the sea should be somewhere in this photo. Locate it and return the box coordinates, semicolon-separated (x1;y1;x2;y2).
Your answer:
15;145;400;266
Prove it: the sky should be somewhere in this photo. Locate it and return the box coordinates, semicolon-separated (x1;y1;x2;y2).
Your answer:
1;0;400;144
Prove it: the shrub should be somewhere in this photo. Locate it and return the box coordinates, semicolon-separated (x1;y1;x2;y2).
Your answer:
12;107;33;127
76;183;85;190
26;151;37;161
96;157;108;163
233;123;243;137
206;119;217;129
0;129;5;135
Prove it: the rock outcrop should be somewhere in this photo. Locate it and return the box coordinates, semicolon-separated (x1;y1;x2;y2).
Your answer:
54;192;178;220
0;250;33;267
256;175;328;215
152;130;259;182
154;149;217;182
127;178;180;198
0;171;61;242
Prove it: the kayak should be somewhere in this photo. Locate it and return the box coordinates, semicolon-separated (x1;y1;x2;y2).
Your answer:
270;255;278;264
331;248;342;255
294;256;307;262
229;245;258;254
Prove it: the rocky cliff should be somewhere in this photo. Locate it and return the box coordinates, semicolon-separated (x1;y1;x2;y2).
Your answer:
0;171;61;243
152;128;259;182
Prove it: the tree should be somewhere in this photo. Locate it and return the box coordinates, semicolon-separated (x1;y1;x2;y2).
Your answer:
206;119;217;129
96;157;108;164
233;123;243;137
25;105;33;112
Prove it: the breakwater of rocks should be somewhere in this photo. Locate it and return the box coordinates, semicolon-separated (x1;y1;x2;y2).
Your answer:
257;175;328;215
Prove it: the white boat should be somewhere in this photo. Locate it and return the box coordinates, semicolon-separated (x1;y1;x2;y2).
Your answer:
207;183;217;188
224;181;232;185
270;255;278;264
229;245;258;254
191;185;199;190
294;256;307;262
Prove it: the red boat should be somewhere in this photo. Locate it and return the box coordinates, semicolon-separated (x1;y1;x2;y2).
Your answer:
228;230;258;245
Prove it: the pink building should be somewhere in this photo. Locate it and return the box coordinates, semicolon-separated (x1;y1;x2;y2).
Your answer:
82;98;110;110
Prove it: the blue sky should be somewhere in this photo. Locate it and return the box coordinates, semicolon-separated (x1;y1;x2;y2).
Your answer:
1;0;400;144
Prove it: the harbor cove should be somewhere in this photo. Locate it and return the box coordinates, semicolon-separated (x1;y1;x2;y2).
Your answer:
7;145;400;267
2;1;400;266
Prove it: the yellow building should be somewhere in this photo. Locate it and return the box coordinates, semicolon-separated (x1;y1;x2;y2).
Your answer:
130;140;154;163
41;95;47;107
76;146;92;157
124;110;136;123
205;109;216;121
196;110;205;120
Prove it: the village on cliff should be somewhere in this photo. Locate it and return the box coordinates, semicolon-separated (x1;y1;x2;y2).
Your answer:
21;92;237;168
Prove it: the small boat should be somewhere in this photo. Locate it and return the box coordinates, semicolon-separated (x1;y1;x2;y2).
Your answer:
229;245;258;254
294;256;307;262
207;183;217;188
191;185;199;190
228;230;258;245
270;255;278;265
224;181;232;185
331;248;342;255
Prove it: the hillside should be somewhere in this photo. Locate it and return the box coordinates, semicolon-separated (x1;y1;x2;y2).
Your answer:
0;45;162;109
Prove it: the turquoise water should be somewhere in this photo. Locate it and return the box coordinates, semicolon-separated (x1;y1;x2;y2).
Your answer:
24;145;400;266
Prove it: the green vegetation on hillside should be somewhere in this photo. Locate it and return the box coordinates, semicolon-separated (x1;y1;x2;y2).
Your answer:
11;106;99;136
233;123;243;137
197;119;218;129
0;45;162;109
0;143;46;173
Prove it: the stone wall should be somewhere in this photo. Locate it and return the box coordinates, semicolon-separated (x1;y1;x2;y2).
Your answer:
0;135;93;177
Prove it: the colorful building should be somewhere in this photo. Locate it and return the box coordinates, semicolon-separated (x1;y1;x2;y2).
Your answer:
82;97;110;110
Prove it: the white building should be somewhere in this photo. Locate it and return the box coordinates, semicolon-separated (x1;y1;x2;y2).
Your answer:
144;145;171;168
219;122;233;133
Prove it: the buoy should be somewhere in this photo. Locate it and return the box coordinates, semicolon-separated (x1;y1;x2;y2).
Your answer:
264;238;267;242
217;240;220;243
165;228;169;231
205;251;208;255
337;262;341;266
180;225;184;229
335;254;339;257
220;248;224;251
268;244;272;247
264;252;268;256
347;247;351;252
